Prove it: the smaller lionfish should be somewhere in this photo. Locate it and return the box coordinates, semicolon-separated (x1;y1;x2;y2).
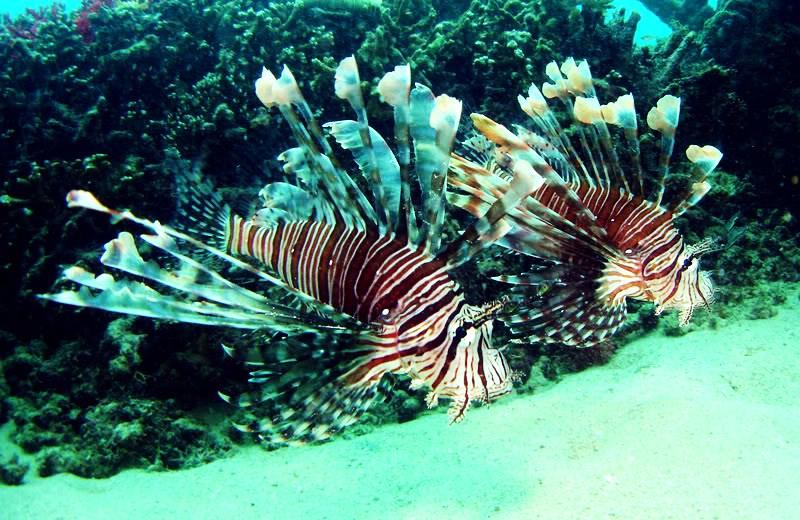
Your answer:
42;57;537;443
448;58;723;348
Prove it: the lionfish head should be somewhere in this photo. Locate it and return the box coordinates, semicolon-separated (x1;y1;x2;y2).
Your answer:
425;300;514;424
655;242;715;326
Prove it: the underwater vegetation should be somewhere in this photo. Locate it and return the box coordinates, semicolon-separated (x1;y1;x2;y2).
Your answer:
0;0;797;480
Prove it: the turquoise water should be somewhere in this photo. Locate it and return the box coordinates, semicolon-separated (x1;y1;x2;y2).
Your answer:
3;0;82;17
610;0;673;44
609;0;717;44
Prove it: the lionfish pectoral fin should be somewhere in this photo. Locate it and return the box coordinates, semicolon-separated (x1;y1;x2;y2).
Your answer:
60;189;364;328
505;279;628;348
40;230;349;331
220;329;398;444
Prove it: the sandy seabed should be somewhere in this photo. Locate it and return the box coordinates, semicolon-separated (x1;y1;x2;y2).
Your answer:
2;299;798;520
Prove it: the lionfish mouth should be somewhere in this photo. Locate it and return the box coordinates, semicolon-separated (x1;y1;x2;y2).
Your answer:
472;297;507;328
655;268;715;327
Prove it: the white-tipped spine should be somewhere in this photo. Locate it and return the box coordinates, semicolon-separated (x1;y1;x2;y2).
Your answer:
430;94;462;147
255;67;277;108
273;66;303;106
686;144;723;174
647;95;681;135
334;56;364;109
377;64;411;106
573;96;602;124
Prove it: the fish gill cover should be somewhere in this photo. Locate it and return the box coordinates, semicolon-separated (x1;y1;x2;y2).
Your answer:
0;0;797;481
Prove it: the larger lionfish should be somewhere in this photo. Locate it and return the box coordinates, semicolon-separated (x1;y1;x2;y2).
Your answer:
448;58;722;348
41;57;541;443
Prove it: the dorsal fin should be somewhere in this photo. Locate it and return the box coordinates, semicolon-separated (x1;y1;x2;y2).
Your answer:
521;60;644;195
329;57;401;233
426;94;462;250
255;66;375;229
255;182;317;225
598;93;645;195
325;120;401;229
408;85;444;252
378;64;419;243
519;58;714;209
447;151;621;263
438;115;548;268
668;144;722;217
519;89;593;188
646;95;681;205
483;114;607;235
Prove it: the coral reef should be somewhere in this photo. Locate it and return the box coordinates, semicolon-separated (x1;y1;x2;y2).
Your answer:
0;0;796;478
645;0;800;212
0;455;29;486
34;399;231;477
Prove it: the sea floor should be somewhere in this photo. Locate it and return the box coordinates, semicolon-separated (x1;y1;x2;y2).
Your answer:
2;299;799;519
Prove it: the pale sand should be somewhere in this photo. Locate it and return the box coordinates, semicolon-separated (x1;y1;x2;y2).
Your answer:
2;300;798;520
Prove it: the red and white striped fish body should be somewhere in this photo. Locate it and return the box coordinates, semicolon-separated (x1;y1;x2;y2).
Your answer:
43;56;535;442
562;184;715;325
393;294;510;421
227;216;512;423
449;57;722;348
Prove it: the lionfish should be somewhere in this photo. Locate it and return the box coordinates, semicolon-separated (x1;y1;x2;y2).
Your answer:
448;58;722;347
41;57;541;443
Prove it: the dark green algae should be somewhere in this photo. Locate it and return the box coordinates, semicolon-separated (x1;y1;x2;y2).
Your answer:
0;0;797;481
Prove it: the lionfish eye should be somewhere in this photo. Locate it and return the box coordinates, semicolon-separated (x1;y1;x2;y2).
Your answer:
680;254;695;272
453;322;472;340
